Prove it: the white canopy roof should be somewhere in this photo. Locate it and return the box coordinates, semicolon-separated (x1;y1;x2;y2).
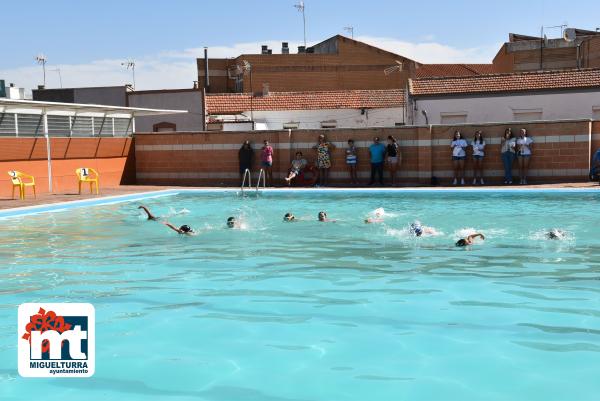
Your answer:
0;98;188;119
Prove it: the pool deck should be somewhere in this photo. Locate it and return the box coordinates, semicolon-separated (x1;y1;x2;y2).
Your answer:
1;182;598;211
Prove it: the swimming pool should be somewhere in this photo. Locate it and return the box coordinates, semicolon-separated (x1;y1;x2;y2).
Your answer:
1;189;599;401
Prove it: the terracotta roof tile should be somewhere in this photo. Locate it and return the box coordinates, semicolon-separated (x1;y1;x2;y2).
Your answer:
410;68;600;96
206;89;405;115
415;64;498;78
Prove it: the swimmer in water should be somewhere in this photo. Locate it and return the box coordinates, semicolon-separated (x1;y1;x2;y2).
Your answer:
163;222;195;235
455;233;485;247
364;208;384;224
227;216;244;229
546;229;566;240
138;205;158;221
283;213;296;222
318;211;335;222
409;221;438;237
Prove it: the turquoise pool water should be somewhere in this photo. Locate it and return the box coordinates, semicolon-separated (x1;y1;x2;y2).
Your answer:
1;190;600;401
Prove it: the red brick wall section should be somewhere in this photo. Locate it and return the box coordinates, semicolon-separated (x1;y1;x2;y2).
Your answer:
197;38;417;93
0;137;135;198
135;120;594;186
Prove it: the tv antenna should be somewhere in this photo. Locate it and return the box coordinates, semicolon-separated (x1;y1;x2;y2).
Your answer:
240;60;254;127
121;59;136;90
49;68;63;88
293;1;306;48
35;54;47;87
343;26;354;39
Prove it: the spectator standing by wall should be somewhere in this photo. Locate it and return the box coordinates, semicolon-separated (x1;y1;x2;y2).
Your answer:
369;137;386;186
261;140;274;186
238;140;254;184
386;135;401;186
346;139;359;185
471;131;486;185
516;128;533;185
500;128;516;184
313;134;336;186
451;130;468;185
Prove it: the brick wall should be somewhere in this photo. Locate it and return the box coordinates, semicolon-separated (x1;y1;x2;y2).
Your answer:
198;37;416;93
0;137;135;197
135;120;597;186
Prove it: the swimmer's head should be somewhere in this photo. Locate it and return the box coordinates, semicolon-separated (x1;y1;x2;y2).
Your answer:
410;222;423;237
318;211;327;221
455;239;468;247
227;217;236;228
546;229;564;240
180;225;193;233
284;213;295;221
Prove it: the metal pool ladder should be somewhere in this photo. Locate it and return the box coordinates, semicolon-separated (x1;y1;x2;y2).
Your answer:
241;169;252;194
256;169;266;192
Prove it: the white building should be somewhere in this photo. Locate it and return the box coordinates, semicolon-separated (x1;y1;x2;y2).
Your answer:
205;89;405;131
408;68;600;125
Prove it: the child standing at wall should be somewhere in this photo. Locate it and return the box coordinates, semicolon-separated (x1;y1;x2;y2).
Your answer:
471;131;486;185
261;140;274;186
346;139;358;185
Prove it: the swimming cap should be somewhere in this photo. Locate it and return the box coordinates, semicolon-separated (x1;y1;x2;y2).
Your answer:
180;225;192;233
410;223;423;237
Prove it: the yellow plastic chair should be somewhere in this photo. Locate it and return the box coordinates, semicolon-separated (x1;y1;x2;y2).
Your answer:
76;168;100;195
8;171;36;200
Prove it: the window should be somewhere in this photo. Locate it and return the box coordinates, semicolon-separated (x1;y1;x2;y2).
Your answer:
283;122;299;129
440;112;467;124
0;113;16;136
17;114;43;136
513;109;542;122
153;121;177;132
71;116;94;136
47;115;70;136
113;118;133;136
320;120;337;129
593;107;600;120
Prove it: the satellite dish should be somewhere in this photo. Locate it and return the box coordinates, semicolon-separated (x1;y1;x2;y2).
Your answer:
564;28;576;42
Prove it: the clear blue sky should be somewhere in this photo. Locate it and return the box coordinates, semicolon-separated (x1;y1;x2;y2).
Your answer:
3;0;600;69
2;0;600;90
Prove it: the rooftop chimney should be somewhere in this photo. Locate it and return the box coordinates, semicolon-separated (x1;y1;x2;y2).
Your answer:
204;47;210;93
261;45;269;55
298;46;306;54
282;42;289;54
262;83;270;97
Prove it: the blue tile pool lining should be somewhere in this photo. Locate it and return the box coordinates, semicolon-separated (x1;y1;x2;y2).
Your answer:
0;187;598;219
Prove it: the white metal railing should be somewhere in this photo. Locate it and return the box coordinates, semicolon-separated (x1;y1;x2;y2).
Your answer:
256;168;266;192
241;168;252;193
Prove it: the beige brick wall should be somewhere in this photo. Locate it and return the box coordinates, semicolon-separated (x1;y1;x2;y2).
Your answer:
135;120;597;186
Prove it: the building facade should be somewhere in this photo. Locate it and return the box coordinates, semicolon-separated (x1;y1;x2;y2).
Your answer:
492;29;600;73
198;35;419;93
205;89;405;131
408;69;600;125
127;89;204;132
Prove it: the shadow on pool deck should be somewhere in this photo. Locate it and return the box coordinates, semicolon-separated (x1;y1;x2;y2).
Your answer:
0;182;598;211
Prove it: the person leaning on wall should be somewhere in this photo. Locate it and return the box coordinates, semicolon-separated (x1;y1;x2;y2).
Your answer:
238;140;254;184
